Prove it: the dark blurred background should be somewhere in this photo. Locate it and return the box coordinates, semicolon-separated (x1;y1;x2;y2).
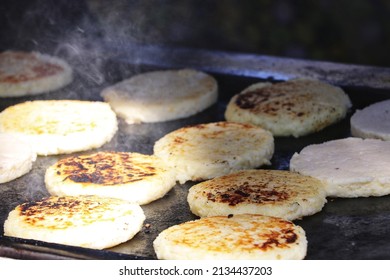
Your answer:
1;0;389;67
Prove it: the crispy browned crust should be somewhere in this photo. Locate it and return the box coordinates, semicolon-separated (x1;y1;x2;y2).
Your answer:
194;169;326;206
166;214;299;252
16;196;119;229
234;80;317;118
205;182;291;206
171;121;259;144
53;152;159;185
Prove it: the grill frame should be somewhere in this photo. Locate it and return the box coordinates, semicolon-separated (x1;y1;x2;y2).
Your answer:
1;46;390;259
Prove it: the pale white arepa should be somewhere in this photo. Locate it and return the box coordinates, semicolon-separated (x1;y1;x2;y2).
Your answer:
0;50;72;97
0;133;36;183
4;195;145;249
188;169;326;220
101;69;218;124
153;214;307;260
225;79;352;137
351;99;390;141
153;121;274;184
0;100;118;156
290;137;390;197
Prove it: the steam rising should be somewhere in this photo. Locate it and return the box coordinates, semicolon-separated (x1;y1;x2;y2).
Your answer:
54;33;106;90
0;1;199;213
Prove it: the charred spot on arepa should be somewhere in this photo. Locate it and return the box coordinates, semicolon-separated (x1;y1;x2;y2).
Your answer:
55;152;159;185
235;87;285;110
258;225;298;251
205;181;291;206
17;196;110;228
187;169;327;220
173;136;187;144
235;82;315;118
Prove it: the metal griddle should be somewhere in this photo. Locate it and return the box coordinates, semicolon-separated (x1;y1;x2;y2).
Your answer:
1;46;390;259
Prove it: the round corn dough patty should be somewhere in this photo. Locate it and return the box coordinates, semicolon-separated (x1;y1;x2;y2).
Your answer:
187;169;326;220
290;137;390;197
153;121;274;184
351;99;390;141
45;151;177;205
3;195;145;249
153;214;307;260
0;100;118;156
101;69;218;124
0;50;73;97
225;78;352;137
0;133;37;184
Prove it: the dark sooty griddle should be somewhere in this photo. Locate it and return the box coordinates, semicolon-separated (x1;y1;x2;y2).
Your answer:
1;47;390;260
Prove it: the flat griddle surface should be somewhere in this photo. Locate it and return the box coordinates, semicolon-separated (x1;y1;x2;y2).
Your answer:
0;58;390;260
